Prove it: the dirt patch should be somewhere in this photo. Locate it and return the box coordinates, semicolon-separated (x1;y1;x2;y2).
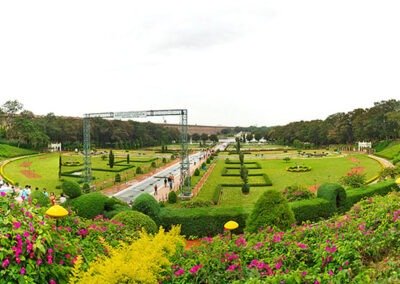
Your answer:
20;169;41;179
20;161;32;168
348;166;365;175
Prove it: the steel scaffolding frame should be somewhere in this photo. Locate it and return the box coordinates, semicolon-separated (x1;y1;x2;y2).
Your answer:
82;109;190;195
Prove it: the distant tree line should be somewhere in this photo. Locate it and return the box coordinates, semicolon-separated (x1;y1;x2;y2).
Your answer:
0;100;180;150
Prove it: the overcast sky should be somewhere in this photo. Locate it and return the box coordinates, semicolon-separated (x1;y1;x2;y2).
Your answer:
0;1;399;127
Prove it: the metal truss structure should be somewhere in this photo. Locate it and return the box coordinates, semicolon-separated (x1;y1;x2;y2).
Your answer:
83;109;190;195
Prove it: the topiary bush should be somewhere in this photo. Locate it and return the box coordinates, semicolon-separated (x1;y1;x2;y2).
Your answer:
82;183;90;193
136;167;143;174
115;173;121;183
71;192;109;219
246;189;295;233
194;168;200;176
132;193;161;224
317;183;346;209
290;198;336;223
112;210;158;234
30;190;50;207
168;191;177;204
61;180;82;199
241;183;250;194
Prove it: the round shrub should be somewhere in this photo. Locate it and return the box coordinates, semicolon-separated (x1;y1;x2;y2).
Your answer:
246;189;295;233
206;158;211;164
168;191;177;204
103;204;131;219
317;183;347;208
112;210;158;234
194;168;200;176
241;183;250;194
151;161;157;168
283;184;315;202
136;167;143;174
30;190;50;207
132;193;161;224
115;173;121;183
104;197;128;211
61;180;82;199
71;192;109;219
82;183;90;193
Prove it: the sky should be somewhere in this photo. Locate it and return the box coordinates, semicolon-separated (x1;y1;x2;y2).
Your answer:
0;0;399;127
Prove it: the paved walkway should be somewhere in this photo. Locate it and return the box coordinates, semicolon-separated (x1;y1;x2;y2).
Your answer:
368;154;394;168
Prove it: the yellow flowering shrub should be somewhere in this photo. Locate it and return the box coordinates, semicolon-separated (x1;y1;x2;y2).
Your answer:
70;226;184;284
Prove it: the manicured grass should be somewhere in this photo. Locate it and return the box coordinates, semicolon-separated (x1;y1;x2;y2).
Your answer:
195;153;382;208
376;140;400;159
0;144;37;158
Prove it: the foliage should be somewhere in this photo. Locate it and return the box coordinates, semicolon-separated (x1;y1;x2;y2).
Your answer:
71;192;109;219
282;184;315;202
340;172;366;188
71;227;184;284
194;168;200;176
109;150;114;168
168;191;177;204
160;207;247;237
81;183;90;193
317;183;347;209
241;183;250;194
167;192;400;283
136;166;143;174
112;210;158;235
206;158;211;164
379;166;399;180
287;165;312;172
180;200;213;208
30;190;50;207
114;173;121;183
0;143;37;157
62;180;82;199
290;198;336;223
132;193;161;224
246;190;295;233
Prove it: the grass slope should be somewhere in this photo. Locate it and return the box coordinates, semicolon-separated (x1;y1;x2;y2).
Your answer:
376;140;400;159
0;144;37;158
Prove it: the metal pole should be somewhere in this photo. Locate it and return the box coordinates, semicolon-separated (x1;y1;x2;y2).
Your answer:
83;117;91;184
180;109;191;196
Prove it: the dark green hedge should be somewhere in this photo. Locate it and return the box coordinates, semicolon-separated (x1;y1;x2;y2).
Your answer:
71;192;109;219
317;183;347;208
220;174;272;187
160;207;248;237
342;180;398;211
290;198;336;223
212;185;222;205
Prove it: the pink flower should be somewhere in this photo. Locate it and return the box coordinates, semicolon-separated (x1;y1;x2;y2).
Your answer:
37;258;43;266
275;260;283;270
2;258;10;268
201;237;213;243
301;271;307;277
13;222;21;230
49;279;57;284
174;268;184;277
0;192;6;197
325;245;337;253
225;252;239;262
20;267;26;275
328;269;334;276
227;264;239;271
189;264;202;275
23;231;30;238
235;236;247;247
358;223;366;232
393;210;400;222
296;242;308;249
253;242;264;250
314;281;320;284
272;232;284;243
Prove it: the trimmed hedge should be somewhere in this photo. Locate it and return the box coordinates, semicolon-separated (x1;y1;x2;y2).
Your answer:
317;183;346;208
342;180;398;211
212;185;222;205
61;180;82;199
160;207;248;237
290;198;336;223
132;193;161;224
112;210;158;235
220;174;272;187
71;192;109;219
30;190;50;207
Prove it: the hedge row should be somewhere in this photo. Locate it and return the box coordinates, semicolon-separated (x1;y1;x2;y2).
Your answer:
160;207;248;237
290;198;336;223
221;168;264;177
220;174;272;187
212;185;222;205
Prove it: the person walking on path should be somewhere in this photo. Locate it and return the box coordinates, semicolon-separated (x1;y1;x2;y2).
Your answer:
164;177;167;188
154;184;158;196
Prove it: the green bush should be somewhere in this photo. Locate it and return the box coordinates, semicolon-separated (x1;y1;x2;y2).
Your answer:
151;161;157;168
160;207;247;237
168;191;177;204
283;184;315;202
317;183;346;209
212;185;222;205
342;180;398;211
241;183;250;194
103;204;131;219
71;192;109;219
61;180;82;199
340;172;366;188
206;158;211;164
136;167;143;174
82;183;90;193
30;190;50;207
104;196;128;211
290;198;336;223
246;190;295;233
115;173;121;183
132;193;161;224
180;200;213;208
194;168;200;176
112;210;158;234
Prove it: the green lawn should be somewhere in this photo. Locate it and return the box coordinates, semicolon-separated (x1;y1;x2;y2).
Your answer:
194;153;382;208
376;141;400;159
0;144;37;158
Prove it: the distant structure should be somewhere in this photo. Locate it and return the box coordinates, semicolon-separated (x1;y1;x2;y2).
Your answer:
358;141;372;152
48;142;62;152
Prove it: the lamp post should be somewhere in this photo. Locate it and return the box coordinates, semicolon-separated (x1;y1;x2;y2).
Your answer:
224;220;239;239
45;205;69;228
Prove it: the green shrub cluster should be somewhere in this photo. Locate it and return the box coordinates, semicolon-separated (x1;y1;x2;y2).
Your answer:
168;191;177;204
132;193;161;224
160;207;247;237
212;185;222;205
136;167;143;174
180;200;213;208
290;198;336;223
282;184;314;202
71;192;110;219
62;180;82;199
112;210;158;235
30;190;50;207
194;168;200;176
317;183;347;208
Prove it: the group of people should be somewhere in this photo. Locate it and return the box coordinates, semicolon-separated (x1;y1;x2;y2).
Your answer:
0;177;66;205
153;174;175;197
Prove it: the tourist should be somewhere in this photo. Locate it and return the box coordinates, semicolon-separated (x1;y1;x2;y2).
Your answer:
59;193;67;204
50;192;56;205
154;184;158;196
43;188;49;197
164;177;167;188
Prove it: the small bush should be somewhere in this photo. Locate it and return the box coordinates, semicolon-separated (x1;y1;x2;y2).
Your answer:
340;172;366;188
104;197;128;211
151;161;157;168
317;183;346;209
283;184;314;202
194;168;200;176
246;190;295;233
71;192;109;219
162;157;167;164
115;173;121;183
61;180;82;199
112;210;158;234
241;183;250;194
168;191;177;204
30;190;50;207
206;158;211;164
81;183;90;193
136;167;143;174
132;193;161;224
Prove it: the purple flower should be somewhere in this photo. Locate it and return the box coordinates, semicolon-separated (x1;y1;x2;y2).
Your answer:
325;245;337;253
13;222;21;230
49;279;57;284
174;268;184;277
189;264;202;275
20;267;26;275
2;258;10;268
0;192;6;197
